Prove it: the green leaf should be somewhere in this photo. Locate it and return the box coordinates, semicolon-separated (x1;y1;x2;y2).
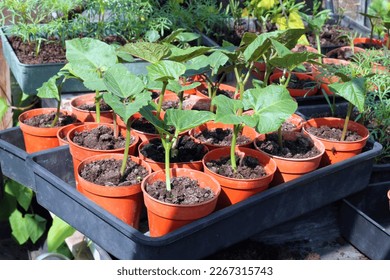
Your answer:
243;31;276;62
66;38;117;81
139;104;167;133
165;109;215;133
328;78;366;112
145;30;160;43
103;91;151;124
9;210;29;245
120;42;170;63
162;28;187;43
0;96;9;121
168;46;212;62
5;180;33;212
174;32;200;43
25;214;47;244
147;60;186;82
103;64;145;99
37;75;60;101
242;85;297;134
212;95;253;125
47;216;75;252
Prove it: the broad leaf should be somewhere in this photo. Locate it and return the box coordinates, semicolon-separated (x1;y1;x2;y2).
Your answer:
243;31;278;62
120;42;170;63
66;38;117;82
174;32;200;43
37;75;60;101
47;216;76;252
208;51;230;76
139;104;167;133
103;64;145;99
168;46;212;62
328;78;366;112
147;60;186;82
165;109;215;133
242;85;297;134
145;30;160;43
25;214;47;244
9;210;29;244
162;28;187;43
103;91;151;124
212;95;254;126
5;179;33;212
269;40;322;70
0;192;17;221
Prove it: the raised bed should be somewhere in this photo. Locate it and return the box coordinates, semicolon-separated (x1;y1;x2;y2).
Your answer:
25;138;381;259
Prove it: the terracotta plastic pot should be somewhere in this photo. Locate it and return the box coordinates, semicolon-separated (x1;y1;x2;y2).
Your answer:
77;153;151;228
251;61;266;81
19;108;77;153
325;46;366;60
254;132;325;185
57;122;83;146
189;121;258;151
353;37;383;48
141;168;221;237
303;117;370;166
70;93;114;123
67;123;139;180
202;146;277;208
269;72;319;97
138;137;208;172
129;112;160;143
292;44;318;53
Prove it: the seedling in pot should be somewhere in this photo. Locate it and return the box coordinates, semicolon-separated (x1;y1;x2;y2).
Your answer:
185;50;231;111
328;75;368;141
102;64;151;177
211;84;297;171
120;40;212;114
139;106;215;191
300;8;331;62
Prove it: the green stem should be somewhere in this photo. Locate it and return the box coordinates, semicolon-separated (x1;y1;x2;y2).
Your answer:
156;81;168;116
162;136;172;191
95;90;101;123
50;99;62;128
316;34;322;64
284;72;291;88
340;102;354;142
230;124;240;172
120;123;131;177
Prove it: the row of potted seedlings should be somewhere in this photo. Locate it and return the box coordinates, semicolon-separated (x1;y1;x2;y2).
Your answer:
13;29;375;240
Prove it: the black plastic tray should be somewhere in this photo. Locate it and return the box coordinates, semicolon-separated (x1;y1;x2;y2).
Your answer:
26;139;382;259
339;182;390;260
0;127;36;190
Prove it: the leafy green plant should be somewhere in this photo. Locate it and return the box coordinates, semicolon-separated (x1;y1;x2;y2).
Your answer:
211;84;297;171
102;64;152;176
300;8;331;62
328;75;368;141
361;0;390;41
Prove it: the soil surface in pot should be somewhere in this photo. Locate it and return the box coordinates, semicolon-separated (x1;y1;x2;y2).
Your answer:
205;154;267;179
23;112;77;127
145;176;215;205
80;158;149;186
307;24;351;48
281;122;297;131
193;127;251;146
140;135;207;163
76;99;112;112
131;116;158;134
306;125;362;141
256;132;321;158
72;125;126;150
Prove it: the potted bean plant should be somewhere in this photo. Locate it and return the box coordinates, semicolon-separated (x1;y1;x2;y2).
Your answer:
120;41;220;237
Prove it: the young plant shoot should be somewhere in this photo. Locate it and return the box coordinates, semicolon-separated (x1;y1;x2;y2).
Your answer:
102;64;151;177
